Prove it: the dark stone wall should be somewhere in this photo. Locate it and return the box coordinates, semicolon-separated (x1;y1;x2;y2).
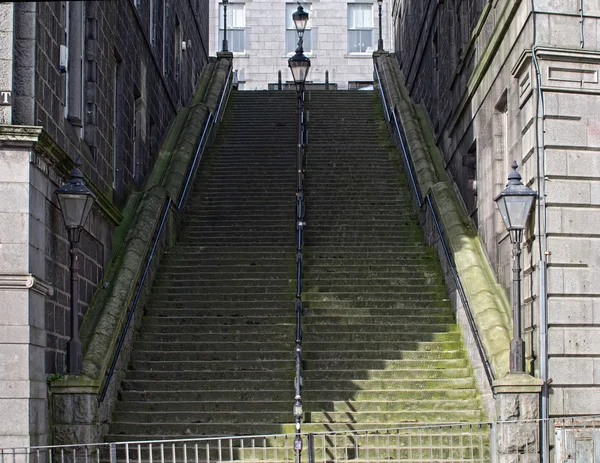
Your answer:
393;0;486;220
20;0;210;374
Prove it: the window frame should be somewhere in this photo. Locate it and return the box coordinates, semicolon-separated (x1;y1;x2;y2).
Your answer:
219;2;246;53
347;3;374;54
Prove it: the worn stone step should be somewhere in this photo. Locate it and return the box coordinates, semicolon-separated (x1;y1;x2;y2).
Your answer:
124;368;473;382
141;323;458;335
136;332;462;348
141;312;455;323
111;409;484;426
115;398;481;414
121;377;476;393
118;388;478;403
130;349;467;362
129;358;470;372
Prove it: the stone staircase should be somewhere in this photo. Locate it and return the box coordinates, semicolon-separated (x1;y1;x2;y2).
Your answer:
106;89;487;460
300;91;485;431
107;91;299;440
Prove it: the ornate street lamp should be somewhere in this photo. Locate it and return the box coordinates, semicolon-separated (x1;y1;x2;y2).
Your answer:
222;0;229;52
292;4;309;42
377;0;384;52
55;160;95;374
288;51;311;89
494;161;537;374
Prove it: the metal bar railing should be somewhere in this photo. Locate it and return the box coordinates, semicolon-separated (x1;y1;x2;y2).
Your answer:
374;59;495;388
9;417;600;463
99;196;172;402
179;112;214;209
293;85;307;463
426;194;495;387
99;63;233;403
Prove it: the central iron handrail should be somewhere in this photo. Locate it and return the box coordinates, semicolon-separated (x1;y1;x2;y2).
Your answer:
293;85;307;462
99;64;233;403
374;60;495;388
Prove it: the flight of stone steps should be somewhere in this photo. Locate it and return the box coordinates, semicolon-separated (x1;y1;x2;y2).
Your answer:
300;90;486;434
105;89;488;461
107;91;299;440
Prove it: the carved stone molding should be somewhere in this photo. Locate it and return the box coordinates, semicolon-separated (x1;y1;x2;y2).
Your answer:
0;273;55;296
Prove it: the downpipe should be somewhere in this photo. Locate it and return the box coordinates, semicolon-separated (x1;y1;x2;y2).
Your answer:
531;0;550;459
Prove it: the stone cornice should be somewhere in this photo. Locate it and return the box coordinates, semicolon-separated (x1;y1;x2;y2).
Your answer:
493;373;543;394
533;46;600;63
0;273;55;296
0;125;123;225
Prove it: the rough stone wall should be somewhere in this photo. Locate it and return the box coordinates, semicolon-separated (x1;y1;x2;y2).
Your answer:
31;0;209;202
392;0;600;417
24;0;209;375
0;0;210;449
208;0;393;90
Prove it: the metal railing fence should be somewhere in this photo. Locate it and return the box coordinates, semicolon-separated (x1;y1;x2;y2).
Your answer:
99;64;233;403
374;60;495;388
4;416;600;463
0;422;491;463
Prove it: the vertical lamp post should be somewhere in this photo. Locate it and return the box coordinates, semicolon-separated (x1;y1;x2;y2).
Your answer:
222;0;229;52
494;161;537;374
377;0;384;52
289;6;309;463
55;160;95;374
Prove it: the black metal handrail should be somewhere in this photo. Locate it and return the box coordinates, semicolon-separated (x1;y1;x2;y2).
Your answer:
293;87;307;459
99;65;233;402
374;60;495;388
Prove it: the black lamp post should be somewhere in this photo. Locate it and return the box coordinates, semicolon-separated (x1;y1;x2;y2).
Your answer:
289;4;311;91
55;160;95;374
377;0;384;52
494;161;537;374
222;0;229;52
289;7;309;462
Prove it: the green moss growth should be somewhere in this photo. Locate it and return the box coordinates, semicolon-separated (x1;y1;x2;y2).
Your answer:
374;54;512;379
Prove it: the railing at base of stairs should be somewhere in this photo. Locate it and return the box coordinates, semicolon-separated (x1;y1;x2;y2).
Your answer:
98;64;233;403
374;61;495;389
7;416;599;463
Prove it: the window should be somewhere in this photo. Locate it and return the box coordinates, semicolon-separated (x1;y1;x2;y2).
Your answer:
174;15;182;86
112;51;124;193
65;1;85;128
219;3;245;53
348;3;373;53
286;3;312;54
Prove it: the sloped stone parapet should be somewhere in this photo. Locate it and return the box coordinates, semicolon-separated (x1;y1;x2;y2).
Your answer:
374;52;513;384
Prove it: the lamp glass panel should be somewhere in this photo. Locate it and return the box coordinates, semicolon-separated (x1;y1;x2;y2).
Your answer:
504;195;534;230
290;61;309;83
57;193;94;228
292;8;309;33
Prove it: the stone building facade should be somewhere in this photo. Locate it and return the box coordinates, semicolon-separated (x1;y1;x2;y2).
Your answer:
0;0;209;449
392;0;600;417
208;0;393;89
